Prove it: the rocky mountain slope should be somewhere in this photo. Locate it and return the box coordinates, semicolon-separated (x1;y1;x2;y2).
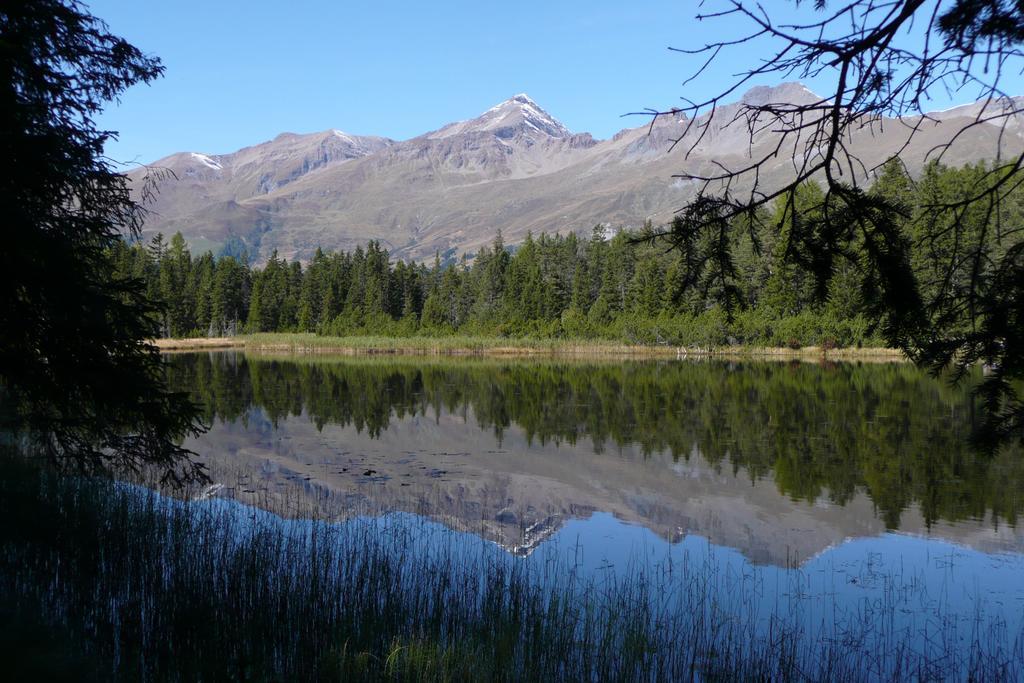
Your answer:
130;84;1024;263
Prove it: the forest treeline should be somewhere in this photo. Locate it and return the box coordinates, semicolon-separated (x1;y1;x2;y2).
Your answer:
112;160;1023;347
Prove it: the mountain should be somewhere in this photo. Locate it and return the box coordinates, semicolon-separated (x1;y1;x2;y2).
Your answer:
129;84;1024;262
427;93;574;141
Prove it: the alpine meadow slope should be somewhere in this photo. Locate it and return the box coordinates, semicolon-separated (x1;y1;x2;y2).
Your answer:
130;83;1024;263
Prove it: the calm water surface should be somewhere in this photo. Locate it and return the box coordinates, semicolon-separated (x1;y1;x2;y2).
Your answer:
167;351;1024;669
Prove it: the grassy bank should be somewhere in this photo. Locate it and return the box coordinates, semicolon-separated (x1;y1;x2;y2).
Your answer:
1;457;1018;681
155;332;906;361
154;336;245;350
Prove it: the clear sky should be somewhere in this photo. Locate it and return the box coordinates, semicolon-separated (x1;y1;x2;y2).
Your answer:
91;0;1024;165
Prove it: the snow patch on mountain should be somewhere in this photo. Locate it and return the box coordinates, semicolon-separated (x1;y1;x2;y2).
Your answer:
190;152;223;171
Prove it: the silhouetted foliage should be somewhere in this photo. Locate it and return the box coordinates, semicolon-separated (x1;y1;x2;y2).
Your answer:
0;1;203;482
649;0;1024;448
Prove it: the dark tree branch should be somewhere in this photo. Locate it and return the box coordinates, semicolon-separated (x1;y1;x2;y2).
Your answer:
640;0;1024;449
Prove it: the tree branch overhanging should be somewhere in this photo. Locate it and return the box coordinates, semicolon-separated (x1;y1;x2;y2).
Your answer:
640;0;1024;449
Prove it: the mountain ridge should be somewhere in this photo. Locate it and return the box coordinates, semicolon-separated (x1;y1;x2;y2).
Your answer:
130;83;1024;263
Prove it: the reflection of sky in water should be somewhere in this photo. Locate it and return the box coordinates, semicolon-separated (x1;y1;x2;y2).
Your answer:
173;353;1024;674
549;513;1024;630
450;511;1023;677
193;491;1023;679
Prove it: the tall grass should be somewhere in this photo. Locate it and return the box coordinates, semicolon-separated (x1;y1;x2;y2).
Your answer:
1;458;1020;681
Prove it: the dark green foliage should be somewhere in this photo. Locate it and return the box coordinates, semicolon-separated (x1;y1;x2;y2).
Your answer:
660;158;1024;446
0;0;202;481
663;0;1024;450
125;161;1020;366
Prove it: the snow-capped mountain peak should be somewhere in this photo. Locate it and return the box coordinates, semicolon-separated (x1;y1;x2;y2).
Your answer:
431;94;572;140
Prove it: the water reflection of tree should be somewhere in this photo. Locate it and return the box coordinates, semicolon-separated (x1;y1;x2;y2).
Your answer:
168;354;1022;529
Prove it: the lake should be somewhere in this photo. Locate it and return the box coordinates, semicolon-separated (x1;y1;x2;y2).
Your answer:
167;351;1024;678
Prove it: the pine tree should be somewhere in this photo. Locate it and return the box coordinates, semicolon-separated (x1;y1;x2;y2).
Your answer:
763;183;824;315
629;255;664;318
212;256;246;335
192;252;215;335
1;0;201;480
569;260;590;313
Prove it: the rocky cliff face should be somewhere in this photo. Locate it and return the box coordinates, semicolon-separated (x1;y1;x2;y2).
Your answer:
129;84;1024;262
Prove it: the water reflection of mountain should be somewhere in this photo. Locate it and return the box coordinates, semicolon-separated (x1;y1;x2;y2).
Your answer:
171;352;1024;565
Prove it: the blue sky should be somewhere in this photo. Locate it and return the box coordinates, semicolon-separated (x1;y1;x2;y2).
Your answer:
91;0;1024;165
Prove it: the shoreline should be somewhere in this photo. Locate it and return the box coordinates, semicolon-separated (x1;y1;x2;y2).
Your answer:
153;334;907;361
153;337;246;351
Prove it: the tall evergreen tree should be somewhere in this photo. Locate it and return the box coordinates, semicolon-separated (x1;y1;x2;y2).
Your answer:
1;0;202;481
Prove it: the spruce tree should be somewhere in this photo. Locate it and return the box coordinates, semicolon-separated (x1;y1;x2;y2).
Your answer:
0;0;202;481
